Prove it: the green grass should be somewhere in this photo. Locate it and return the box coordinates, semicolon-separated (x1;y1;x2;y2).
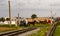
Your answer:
53;25;60;36
53;21;60;36
27;24;51;36
57;21;60;24
29;23;51;27
0;24;16;27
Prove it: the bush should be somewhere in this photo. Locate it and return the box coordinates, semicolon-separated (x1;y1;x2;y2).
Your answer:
57;21;60;25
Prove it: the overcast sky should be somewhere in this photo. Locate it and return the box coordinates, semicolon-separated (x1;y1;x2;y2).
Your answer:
0;0;60;18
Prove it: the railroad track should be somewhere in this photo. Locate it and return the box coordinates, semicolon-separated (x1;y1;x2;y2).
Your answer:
0;26;40;36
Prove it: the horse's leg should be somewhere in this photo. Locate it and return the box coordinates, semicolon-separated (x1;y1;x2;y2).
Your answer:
27;23;30;26
33;22;35;26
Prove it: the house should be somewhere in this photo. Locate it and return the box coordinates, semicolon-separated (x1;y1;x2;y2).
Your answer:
3;16;16;24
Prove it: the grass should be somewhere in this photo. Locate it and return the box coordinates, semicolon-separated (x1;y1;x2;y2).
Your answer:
53;25;60;36
27;24;51;36
0;24;26;33
53;21;60;36
0;23;51;33
29;23;51;27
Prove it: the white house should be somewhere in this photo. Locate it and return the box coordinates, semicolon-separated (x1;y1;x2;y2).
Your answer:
0;16;17;25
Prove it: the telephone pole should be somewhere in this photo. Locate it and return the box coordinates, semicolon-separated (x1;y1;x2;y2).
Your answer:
8;0;11;26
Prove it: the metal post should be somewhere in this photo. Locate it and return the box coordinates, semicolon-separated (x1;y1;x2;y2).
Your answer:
8;0;11;27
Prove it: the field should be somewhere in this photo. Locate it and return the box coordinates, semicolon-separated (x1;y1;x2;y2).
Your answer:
27;24;51;36
0;24;24;33
0;23;51;34
53;25;60;36
0;24;51;33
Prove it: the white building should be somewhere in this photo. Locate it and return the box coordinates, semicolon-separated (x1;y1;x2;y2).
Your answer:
0;16;17;25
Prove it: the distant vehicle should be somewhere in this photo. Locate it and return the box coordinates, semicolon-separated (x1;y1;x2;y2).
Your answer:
19;19;26;26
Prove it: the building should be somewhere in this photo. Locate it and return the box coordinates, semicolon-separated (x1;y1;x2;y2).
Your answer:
0;16;17;24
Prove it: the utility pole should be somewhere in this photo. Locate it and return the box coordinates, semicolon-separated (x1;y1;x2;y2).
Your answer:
8;0;11;27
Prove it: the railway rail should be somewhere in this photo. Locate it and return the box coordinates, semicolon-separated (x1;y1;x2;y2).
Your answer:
45;22;57;36
0;26;40;36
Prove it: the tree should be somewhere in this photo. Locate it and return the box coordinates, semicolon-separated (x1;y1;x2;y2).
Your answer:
0;18;1;21
31;14;37;19
6;18;10;21
0;17;5;22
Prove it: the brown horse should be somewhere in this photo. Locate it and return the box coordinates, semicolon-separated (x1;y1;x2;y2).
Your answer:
25;18;36;26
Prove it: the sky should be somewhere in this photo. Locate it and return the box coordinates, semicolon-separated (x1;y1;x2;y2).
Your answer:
0;0;60;18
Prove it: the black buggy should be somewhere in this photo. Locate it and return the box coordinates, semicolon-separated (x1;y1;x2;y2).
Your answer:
20;19;26;26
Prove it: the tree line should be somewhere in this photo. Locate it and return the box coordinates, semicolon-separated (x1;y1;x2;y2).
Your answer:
0;17;10;22
0;14;37;22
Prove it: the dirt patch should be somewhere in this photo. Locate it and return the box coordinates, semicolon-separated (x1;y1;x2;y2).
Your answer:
0;27;13;30
0;27;21;32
